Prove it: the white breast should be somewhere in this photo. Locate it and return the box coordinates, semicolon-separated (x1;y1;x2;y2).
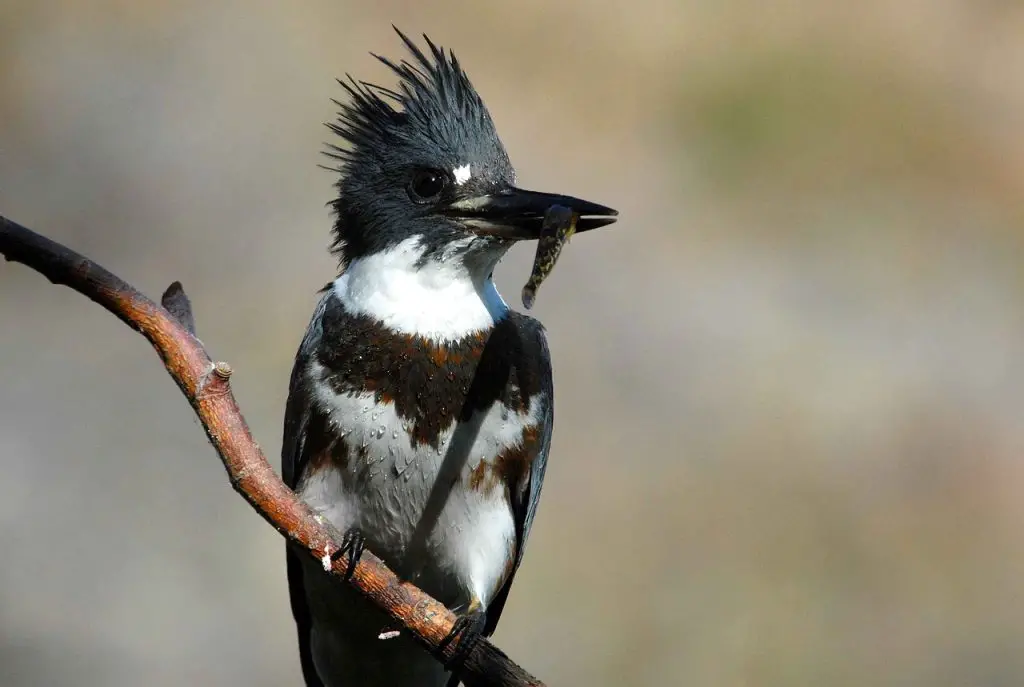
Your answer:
298;359;543;607
332;236;509;343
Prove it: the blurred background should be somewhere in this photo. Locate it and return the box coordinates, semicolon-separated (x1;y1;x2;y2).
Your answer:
2;1;1024;685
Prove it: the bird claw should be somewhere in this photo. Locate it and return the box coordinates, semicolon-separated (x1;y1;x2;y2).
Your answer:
329;527;365;581
439;606;487;675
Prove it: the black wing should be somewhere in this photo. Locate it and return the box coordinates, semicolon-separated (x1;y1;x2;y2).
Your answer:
283;297;329;687
482;316;554;637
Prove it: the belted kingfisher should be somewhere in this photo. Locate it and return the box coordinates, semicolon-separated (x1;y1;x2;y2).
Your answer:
282;29;617;687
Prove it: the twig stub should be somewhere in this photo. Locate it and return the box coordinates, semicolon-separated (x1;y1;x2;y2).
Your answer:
160;281;197;335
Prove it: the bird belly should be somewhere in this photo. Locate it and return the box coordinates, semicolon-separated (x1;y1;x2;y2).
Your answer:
296;387;536;686
297;382;538;612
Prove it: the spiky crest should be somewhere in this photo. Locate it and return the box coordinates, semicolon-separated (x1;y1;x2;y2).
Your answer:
323;28;494;172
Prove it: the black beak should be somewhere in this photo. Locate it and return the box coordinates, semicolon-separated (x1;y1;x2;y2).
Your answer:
445;187;618;240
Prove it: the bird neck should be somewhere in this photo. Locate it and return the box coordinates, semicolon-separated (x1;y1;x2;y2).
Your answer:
332;236;508;343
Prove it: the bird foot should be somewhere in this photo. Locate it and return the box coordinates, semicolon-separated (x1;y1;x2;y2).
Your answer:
329;527;365;581
439;606;487;676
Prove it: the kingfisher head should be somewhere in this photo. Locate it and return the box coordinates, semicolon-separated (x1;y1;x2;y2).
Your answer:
324;29;617;283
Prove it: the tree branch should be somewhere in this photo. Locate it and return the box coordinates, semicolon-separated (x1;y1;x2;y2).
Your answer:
0;214;544;687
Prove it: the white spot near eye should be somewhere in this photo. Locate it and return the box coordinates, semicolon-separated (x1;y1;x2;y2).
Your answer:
453;163;471;185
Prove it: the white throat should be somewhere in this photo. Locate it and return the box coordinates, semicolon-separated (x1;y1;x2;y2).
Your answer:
332;236;509;342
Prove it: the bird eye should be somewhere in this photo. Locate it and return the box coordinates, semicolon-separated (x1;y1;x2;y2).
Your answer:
408;168;449;202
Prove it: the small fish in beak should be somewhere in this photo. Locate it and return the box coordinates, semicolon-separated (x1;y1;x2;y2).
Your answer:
521;205;578;309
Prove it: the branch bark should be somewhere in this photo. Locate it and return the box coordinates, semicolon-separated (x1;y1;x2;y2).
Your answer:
0;214;544;687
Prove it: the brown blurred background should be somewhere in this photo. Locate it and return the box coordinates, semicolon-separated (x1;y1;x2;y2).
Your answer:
3;1;1024;685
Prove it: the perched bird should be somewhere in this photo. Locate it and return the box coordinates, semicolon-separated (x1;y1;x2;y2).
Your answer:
282;29;617;687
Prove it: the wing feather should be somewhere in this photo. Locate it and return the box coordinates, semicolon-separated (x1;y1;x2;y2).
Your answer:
483;317;554;637
283;295;330;687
